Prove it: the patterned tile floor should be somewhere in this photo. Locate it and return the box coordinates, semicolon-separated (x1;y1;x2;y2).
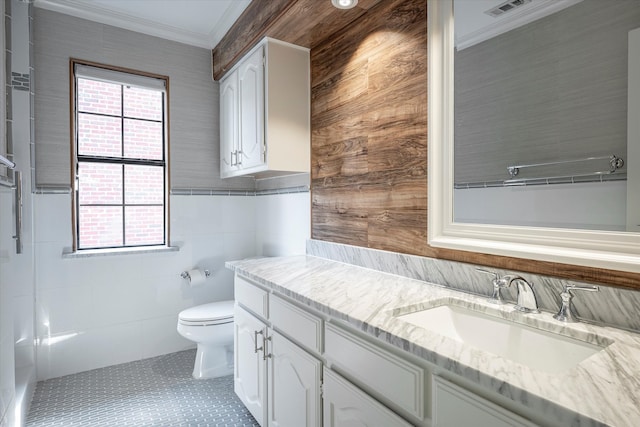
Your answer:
26;349;259;427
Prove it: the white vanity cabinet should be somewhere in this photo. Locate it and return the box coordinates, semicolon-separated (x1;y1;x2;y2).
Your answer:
324;323;426;421
323;367;413;427
234;305;268;425
233;273;540;427
219;37;310;178
234;276;322;427
268;330;322;427
432;376;538;427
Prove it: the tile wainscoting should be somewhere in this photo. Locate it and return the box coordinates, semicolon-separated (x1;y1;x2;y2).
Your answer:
34;191;309;380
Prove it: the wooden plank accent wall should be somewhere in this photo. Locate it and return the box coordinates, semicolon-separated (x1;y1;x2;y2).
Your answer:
310;0;428;256
212;0;383;81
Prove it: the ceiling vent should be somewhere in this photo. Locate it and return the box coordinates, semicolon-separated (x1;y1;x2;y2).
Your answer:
485;0;532;17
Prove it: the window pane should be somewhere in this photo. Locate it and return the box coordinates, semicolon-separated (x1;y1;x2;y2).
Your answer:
77;79;122;116
123;86;162;121
125;206;164;246
78;113;122;157
74;66;167;251
124;165;164;204
78;162;123;205
123;119;163;160
78;206;123;249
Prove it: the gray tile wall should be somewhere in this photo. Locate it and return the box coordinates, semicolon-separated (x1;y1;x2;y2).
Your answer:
454;0;639;184
33;8;255;191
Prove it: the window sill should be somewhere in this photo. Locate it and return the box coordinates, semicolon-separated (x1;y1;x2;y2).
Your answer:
62;245;179;259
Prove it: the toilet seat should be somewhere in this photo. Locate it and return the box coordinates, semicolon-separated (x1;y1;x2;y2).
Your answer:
179;300;234;326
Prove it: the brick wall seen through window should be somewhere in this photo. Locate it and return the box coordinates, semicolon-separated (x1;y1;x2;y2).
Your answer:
73;64;168;250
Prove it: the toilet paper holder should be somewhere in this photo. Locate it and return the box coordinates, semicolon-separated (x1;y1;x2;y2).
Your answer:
180;269;211;280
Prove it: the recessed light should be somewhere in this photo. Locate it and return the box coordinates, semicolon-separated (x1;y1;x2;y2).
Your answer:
331;0;358;10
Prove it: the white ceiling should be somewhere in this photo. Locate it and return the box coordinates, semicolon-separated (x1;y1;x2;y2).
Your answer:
33;0;252;49
32;0;585;52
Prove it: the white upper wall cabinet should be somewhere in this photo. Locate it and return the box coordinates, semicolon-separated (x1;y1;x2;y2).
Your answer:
238;47;265;172
219;38;310;179
220;70;239;178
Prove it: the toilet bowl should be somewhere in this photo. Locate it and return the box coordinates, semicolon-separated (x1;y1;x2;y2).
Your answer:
177;300;235;379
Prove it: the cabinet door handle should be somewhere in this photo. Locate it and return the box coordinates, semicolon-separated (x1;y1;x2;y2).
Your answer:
231;150;237;166
262;334;272;361
254;330;263;353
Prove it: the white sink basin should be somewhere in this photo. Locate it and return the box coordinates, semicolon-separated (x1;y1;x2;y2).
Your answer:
396;304;606;374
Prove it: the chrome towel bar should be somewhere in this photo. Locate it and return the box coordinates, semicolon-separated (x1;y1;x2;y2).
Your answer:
0;155;23;254
507;154;624;178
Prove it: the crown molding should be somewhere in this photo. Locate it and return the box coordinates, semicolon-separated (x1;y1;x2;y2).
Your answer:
456;0;583;50
207;0;252;49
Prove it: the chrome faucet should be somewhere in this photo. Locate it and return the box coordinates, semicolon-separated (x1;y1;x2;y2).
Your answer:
553;284;599;323
476;269;540;313
501;275;540;314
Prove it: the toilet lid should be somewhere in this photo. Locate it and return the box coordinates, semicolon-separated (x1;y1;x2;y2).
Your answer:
179;300;234;322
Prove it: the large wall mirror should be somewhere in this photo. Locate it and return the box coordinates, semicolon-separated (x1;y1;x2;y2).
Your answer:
428;0;640;274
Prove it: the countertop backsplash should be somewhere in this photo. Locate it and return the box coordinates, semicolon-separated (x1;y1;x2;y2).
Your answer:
306;239;640;333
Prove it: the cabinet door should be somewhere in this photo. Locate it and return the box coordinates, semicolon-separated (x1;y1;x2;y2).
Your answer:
323;368;412;427
220;71;238;178
238;45;265;171
268;331;322;427
324;323;424;419
234;305;267;426
433;376;538;427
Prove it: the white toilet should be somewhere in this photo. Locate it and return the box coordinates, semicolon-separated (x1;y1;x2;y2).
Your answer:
177;300;235;379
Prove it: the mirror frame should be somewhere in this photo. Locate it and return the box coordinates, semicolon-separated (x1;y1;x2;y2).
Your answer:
427;0;640;275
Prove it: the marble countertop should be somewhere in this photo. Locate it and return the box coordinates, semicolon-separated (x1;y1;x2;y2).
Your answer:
226;255;640;427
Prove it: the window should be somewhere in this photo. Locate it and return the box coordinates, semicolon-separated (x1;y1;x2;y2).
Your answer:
71;61;169;250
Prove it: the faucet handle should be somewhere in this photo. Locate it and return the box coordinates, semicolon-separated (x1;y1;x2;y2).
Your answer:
553;284;599;323
476;268;499;281
475;268;507;304
564;284;599;294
